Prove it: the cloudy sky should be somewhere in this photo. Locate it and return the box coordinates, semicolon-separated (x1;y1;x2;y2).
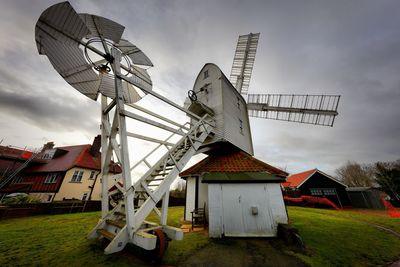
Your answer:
0;0;399;177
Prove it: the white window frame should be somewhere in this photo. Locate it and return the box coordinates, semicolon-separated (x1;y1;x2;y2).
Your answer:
44;173;58;184
89;171;96;179
71;170;84;183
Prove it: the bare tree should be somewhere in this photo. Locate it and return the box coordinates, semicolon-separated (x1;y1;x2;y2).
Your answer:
336;161;374;187
374;159;400;204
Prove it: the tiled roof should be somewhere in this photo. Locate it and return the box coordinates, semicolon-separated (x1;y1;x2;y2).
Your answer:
0;145;31;160
26;145;101;173
180;150;288;177
282;169;316;188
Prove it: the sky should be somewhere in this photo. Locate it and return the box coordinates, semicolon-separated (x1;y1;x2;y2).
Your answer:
0;0;399;177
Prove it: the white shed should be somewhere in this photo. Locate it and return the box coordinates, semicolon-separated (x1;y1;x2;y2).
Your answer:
180;149;288;238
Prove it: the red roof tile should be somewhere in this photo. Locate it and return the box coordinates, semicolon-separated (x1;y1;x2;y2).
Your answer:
180;150;288;177
0;145;31;160
26;145;101;172
282;169;317;188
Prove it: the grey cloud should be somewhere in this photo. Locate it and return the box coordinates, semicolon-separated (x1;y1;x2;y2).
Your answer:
0;0;399;175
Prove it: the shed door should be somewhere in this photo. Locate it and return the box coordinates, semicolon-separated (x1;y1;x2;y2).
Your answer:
221;184;274;237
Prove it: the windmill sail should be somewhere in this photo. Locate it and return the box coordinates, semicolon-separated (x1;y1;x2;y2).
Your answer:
229;33;260;95
247;94;340;126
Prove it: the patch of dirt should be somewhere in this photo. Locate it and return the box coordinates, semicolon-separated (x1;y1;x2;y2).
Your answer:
178;238;306;267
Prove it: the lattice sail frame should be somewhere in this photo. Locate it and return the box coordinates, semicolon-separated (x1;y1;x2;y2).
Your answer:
247;94;340;126
229;33;260;95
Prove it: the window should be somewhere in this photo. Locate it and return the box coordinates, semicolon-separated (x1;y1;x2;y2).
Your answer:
203;70;209;79
44;173;58;184
12;176;24;184
82;192;89;201
42;149;56;159
89;171;96;179
71;170;84;183
239;118;243;135
310;188;322;196
323;188;336;195
237;96;241;110
310;188;337;196
47;195;53;202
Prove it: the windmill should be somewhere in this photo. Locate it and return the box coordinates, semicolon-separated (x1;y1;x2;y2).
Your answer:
35;1;340;259
185;32;340;156
35;2;215;258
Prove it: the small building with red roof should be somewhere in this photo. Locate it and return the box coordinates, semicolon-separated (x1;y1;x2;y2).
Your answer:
0;135;120;202
282;168;351;208
179;148;288;238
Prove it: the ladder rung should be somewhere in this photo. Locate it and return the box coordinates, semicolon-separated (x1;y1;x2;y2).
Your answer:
106;219;125;228
148;178;164;181
97;229;115;240
151;172;169;177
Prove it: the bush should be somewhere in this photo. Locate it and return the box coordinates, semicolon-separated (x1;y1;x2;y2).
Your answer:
2;194;41;204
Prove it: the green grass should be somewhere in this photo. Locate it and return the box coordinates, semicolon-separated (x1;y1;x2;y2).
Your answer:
0;207;208;267
0;206;399;266
287;206;400;266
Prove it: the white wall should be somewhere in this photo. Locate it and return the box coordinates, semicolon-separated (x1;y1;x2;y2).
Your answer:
208;183;287;238
184;176;209;221
190;63;254;155
184;177;196;221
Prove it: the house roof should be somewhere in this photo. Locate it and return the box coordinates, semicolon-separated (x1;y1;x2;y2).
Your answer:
26;145;102;173
282;169;347;188
282;169;316;188
0;145;32;160
180;150;288;178
202;172;285;183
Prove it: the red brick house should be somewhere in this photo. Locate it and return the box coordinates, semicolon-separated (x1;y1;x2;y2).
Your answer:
0;136;120;202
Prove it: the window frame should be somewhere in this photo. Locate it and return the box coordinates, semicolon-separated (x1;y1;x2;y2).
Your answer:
89;171;96;179
203;70;209;79
71;170;84;183
44;173;58;184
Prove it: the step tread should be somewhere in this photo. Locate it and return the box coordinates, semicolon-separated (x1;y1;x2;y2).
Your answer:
114;211;125;217
106;219;125;228
97;229;115;240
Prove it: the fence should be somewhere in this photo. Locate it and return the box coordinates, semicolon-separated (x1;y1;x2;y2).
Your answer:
0;200;101;220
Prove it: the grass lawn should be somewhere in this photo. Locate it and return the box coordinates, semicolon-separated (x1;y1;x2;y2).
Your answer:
288;207;400;266
0;206;399;266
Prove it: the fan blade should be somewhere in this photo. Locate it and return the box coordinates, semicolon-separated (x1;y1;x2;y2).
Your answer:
229;33;260;95
115;39;153;67
79;14;125;43
35;1;90;54
98;73;143;103
247;94;340;126
41;38;100;100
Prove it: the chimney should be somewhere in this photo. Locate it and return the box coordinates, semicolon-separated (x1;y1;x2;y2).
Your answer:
41;141;55;152
90;135;101;156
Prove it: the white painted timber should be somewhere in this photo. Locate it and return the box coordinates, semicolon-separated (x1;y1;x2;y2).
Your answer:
189;63;254;155
185;177;196;221
208;183;287;237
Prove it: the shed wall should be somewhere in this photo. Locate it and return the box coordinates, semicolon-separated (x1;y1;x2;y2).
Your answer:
184;177;196;221
208;183;287;237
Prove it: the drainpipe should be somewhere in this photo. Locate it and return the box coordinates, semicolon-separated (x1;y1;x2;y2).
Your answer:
88;171;100;201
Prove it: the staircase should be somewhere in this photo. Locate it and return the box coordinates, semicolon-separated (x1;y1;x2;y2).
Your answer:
88;114;214;254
